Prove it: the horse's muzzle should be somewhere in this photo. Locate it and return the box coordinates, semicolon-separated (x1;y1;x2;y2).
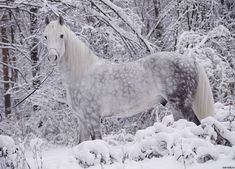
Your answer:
47;48;59;63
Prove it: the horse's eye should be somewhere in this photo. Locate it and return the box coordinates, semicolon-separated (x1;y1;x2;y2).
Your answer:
60;34;64;38
44;36;47;39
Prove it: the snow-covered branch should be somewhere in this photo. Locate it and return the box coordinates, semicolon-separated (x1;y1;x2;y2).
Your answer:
91;0;155;53
97;0;155;53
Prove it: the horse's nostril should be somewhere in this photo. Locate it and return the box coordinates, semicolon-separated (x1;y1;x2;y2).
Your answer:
48;54;58;62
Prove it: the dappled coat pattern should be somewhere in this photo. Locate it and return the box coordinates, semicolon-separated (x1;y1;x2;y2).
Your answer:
44;17;214;143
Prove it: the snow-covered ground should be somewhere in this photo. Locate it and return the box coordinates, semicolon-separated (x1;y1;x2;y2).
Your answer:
1;103;235;169
24;146;234;169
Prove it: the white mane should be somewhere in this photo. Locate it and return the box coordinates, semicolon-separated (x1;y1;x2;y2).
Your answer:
62;25;100;80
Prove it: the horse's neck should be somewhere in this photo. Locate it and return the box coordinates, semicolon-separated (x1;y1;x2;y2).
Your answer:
61;28;100;81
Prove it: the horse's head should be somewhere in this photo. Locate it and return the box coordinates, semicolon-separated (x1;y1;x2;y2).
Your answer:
44;15;66;63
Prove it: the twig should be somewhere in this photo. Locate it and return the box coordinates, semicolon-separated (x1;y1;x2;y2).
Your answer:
180;140;186;169
12;68;54;108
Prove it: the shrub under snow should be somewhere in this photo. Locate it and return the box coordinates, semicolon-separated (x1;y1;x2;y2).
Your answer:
73;140;120;167
72;104;235;167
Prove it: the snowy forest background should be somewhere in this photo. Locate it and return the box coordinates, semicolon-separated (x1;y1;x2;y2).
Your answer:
0;0;235;161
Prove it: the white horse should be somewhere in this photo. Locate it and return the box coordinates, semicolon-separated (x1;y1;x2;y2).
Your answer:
44;16;214;143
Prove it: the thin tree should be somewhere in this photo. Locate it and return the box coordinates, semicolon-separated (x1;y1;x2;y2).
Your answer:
30;7;40;88
1;10;11;116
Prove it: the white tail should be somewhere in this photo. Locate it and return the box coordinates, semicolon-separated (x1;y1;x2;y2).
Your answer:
193;64;214;120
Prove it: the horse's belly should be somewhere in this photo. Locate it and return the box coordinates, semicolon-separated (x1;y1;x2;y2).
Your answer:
101;93;160;118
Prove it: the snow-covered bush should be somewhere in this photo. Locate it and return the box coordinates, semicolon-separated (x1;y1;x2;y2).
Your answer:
0;135;17;156
214;102;235;132
70;102;235;167
177;25;234;102
201;116;235;146
0;135;17;169
73;140;119;167
196;146;219;163
0;135;49;169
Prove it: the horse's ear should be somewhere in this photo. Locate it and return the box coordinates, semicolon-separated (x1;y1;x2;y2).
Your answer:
58;15;64;25
45;16;50;25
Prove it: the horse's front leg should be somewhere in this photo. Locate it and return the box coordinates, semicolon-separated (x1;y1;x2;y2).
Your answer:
78;117;91;143
69;88;91;143
85;110;102;140
90;120;102;140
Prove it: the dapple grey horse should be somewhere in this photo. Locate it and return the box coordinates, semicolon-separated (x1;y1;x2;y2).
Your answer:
44;16;214;143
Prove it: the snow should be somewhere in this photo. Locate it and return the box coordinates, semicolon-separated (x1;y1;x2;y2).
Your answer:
26;147;79;169
1;103;235;169
30;138;44;150
196;146;219;163
73;140;119;167
25;147;235;169
201;116;235;145
0;135;16;155
23;145;235;169
25;116;235;169
0;135;15;150
228;146;235;160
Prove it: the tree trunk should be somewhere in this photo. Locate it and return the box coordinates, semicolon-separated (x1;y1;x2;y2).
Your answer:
1;12;11;117
186;5;191;31
173;0;180;51
152;0;162;38
9;11;17;84
30;7;40;88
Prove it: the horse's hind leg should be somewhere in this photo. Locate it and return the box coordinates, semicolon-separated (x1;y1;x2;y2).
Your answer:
181;105;201;125
90;120;102;140
170;102;185;121
171;101;200;125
